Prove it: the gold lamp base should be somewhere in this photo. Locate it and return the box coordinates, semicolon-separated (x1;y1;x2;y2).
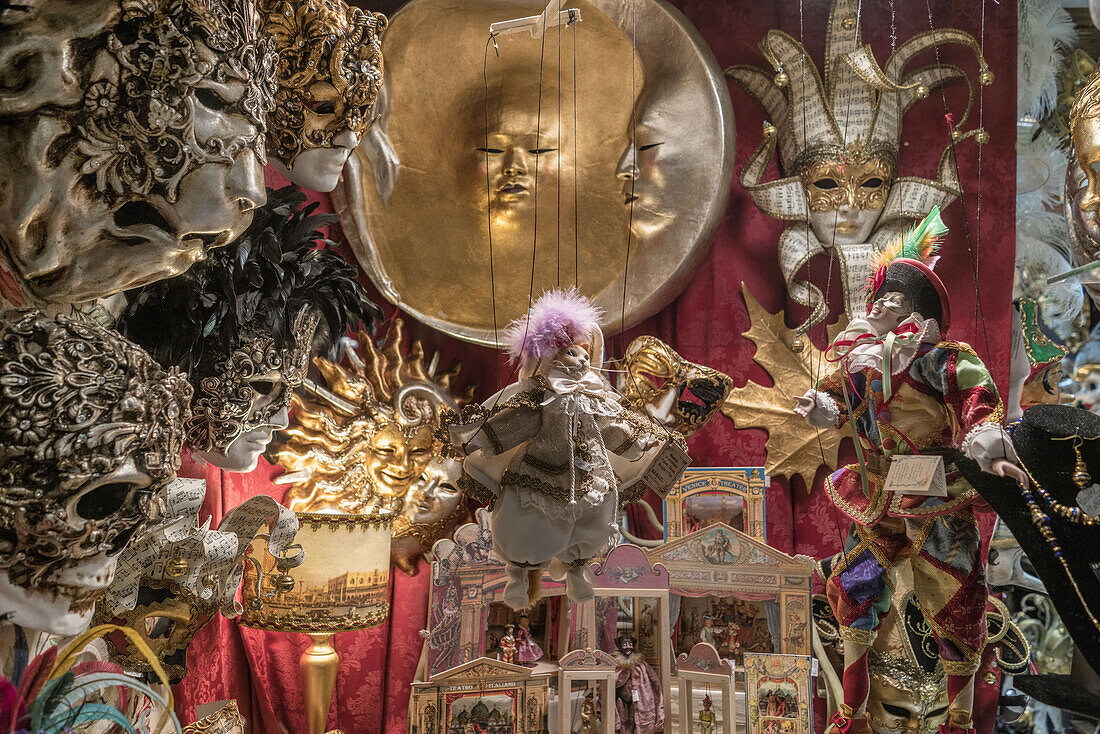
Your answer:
300;633;339;734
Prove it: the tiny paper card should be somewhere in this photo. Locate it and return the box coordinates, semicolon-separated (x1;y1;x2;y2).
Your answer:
883;455;946;497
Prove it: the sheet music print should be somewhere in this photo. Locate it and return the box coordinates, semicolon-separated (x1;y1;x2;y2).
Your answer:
836;243;875;316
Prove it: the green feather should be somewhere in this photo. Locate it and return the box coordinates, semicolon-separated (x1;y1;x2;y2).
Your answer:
900;205;947;260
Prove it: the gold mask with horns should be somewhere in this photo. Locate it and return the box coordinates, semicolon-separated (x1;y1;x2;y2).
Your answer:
726;0;991;343
273;319;473;572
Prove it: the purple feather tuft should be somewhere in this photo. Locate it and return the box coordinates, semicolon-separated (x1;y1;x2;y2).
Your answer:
504;288;602;363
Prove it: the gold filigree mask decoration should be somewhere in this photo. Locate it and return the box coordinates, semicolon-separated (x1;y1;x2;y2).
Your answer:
0;0;276;307
866;653;948;734
0;310;191;633
275;318;472;516
261;0;386;179
617;335;732;438
727;0;991;341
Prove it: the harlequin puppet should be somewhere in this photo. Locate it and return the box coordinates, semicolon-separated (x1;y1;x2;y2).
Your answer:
794;209;1027;734
445;289;673;609
498;624;518;664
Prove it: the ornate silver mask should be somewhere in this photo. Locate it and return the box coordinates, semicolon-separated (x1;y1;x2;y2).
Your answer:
0;309;191;632
0;0;276;306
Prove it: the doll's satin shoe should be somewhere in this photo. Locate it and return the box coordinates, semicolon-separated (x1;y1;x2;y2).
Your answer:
564;563;595;602
548;558;568;581
503;564;532;610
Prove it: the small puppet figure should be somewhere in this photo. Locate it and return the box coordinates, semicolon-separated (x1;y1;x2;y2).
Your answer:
793;208;1027;734
515;612;544;665
445;288;674;609
498;624;518;665
699;615;719;648
581;689;596;734
699;694;716;734
614;633;664;734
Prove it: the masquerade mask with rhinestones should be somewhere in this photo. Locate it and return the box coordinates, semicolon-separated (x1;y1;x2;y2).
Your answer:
0;309;191;594
119;186;382;453
261;0;386;167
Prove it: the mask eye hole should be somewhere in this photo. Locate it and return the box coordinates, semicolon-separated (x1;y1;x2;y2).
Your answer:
813;178;839;190
305;100;336;115
76;482;140;521
144;616;177;640
861;177;884;188
195;87;231;112
639;142;664;152
475;147;504;154
881;704;910;717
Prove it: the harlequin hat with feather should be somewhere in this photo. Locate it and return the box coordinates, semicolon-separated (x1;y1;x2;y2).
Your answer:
119;186;382;452
868;206;951;334
504;288;605;375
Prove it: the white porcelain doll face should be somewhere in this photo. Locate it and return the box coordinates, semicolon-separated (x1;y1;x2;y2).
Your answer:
552;344;591;372
865;291;912;336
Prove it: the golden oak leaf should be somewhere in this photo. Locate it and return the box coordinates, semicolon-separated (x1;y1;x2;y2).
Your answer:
720;284;848;489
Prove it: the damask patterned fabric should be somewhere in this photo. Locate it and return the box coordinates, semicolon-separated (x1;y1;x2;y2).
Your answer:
174;1;1016;732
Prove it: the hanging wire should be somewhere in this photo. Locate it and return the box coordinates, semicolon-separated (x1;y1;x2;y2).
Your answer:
557;8;563;287
618;0;638;353
573;12;580;287
922;0;993;355
483;34;503;389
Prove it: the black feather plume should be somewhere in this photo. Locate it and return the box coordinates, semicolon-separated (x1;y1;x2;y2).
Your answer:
118;186;382;374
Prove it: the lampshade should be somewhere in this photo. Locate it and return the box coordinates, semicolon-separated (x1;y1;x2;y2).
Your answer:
240;510;393;633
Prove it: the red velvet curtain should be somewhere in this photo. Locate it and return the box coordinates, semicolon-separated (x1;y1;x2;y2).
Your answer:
175;1;1016;731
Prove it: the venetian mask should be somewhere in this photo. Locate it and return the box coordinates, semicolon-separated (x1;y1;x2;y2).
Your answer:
261;0;386;192
866;653;949;734
798;145;894;247
391;457;467;575
276;318;468;519
1071;65;1100;217
188;310;317;458
0;0;275;307
0;309;191;635
617;336;732;437
0;0;119;116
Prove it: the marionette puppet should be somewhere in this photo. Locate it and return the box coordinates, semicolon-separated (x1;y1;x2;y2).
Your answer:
613;633;664;734
699;694;716;734
793;209;1027;734
445;289;673;609
515;612;544;665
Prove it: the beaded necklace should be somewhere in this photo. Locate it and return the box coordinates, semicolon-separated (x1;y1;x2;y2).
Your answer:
1009;426;1100;633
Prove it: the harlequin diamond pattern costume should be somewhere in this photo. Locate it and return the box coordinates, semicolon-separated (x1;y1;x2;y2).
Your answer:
796;209;1020;734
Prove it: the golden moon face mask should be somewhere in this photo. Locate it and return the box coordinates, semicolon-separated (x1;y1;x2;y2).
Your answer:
261;0;386;168
1071;64;1100;216
336;0;733;345
0;0;276;307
